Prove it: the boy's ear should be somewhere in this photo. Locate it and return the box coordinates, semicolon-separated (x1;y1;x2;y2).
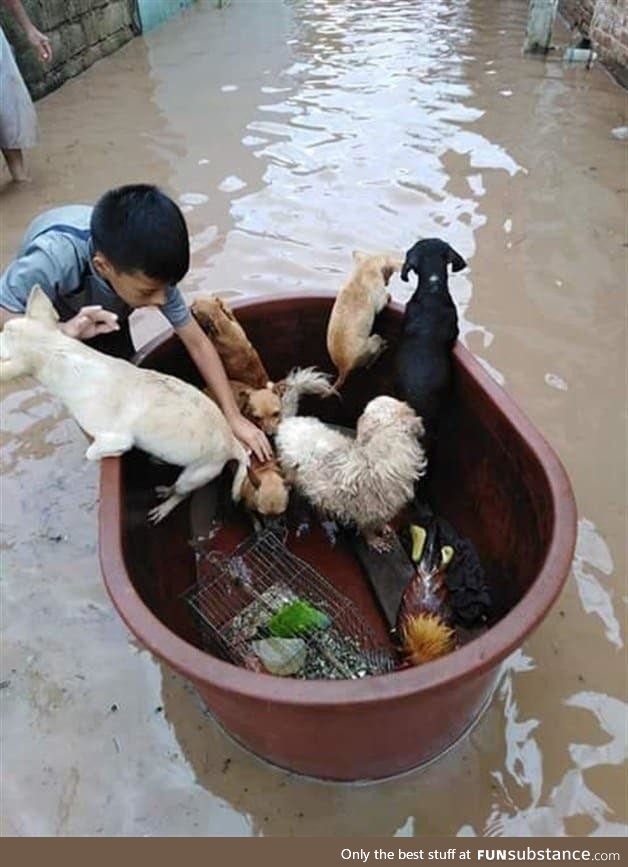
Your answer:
25;286;59;326
91;251;114;281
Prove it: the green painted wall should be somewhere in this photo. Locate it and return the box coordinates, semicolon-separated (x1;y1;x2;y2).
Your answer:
137;0;196;34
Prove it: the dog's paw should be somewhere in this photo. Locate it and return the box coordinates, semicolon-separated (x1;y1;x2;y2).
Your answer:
148;501;171;524
154;485;173;500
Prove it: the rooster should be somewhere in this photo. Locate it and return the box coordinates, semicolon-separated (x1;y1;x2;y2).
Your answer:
397;522;457;665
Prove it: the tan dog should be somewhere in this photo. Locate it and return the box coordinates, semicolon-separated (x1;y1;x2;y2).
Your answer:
240;455;290;520
205;367;336;436
326;251;402;389
0;287;248;524
229;380;282;435
191;295;268;388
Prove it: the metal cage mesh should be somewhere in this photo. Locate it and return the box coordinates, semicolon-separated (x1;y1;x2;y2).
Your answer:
183;529;395;679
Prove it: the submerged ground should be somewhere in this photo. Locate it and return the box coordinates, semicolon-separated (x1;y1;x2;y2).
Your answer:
0;0;626;838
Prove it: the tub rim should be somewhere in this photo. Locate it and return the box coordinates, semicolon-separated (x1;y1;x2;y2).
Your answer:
99;292;577;707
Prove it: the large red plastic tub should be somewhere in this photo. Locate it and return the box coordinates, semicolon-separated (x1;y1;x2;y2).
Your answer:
99;295;576;781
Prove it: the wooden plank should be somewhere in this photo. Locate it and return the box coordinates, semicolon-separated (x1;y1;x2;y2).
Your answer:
351;534;415;631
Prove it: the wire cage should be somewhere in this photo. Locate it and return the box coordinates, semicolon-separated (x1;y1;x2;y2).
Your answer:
183;529;396;680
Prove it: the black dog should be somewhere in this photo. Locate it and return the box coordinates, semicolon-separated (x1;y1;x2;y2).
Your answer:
395;238;466;448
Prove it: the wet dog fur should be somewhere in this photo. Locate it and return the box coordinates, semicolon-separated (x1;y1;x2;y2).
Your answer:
326;251;402;390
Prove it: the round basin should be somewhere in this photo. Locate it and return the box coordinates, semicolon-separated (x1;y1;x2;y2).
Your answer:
99;294;577;782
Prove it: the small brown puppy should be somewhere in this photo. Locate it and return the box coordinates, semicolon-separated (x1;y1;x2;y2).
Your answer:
326;251;402;389
230;379;282;435
191;295;269;388
206;367;335;436
240;455;290;520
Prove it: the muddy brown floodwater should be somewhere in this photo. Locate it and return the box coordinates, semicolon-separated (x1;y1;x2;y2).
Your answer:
1;0;626;838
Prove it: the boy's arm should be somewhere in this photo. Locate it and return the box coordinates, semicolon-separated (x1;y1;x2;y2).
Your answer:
0;302;119;337
0;243;119;337
174;317;272;461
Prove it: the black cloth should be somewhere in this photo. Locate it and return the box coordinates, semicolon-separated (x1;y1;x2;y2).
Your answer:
84;319;135;360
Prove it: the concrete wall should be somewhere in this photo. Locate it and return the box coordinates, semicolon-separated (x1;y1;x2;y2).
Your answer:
0;0;138;99
560;0;628;67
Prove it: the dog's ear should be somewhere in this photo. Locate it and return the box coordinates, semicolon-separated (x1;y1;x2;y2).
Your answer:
25;286;59;326
232;382;252;413
401;253;418;283
381;264;395;286
270;380;288;397
447;245;467;272
246;467;262;490
217;297;237;322
352;250;368;265
191;302;218;337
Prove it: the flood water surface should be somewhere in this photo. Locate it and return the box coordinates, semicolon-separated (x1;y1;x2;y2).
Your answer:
1;0;626;837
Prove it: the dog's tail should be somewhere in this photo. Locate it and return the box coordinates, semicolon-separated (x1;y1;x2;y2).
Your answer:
231;445;250;502
279;366;338;417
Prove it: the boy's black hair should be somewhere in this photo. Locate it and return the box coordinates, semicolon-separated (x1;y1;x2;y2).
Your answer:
91;184;190;284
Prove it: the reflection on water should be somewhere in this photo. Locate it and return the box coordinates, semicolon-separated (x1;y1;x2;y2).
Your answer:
459;654;628;837
572;518;621;649
1;0;626;838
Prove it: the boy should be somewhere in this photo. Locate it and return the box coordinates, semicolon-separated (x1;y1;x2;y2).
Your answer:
0;184;271;460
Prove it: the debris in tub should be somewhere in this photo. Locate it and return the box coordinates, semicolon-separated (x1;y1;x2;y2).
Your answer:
222;582;385;679
251;637;307;676
320;519;340;547
185;529;396;680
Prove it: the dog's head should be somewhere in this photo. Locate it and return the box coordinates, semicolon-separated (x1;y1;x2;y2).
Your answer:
356;395;424;444
233;381;283;434
352;251;403;291
401;239;466;283
190;295;237;337
242;462;290;517
0;286;60;361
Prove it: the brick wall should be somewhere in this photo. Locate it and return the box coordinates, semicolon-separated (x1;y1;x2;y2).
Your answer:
0;0;138;99
591;0;628;66
559;0;628;67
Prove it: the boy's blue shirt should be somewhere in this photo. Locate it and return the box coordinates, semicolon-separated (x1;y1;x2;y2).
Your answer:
0;205;191;328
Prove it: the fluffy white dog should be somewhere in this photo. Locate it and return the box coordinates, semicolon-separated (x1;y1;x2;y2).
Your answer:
276;395;426;549
0;287;248;523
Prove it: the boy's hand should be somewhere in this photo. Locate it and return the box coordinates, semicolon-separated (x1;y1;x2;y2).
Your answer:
228;413;273;462
59;306;120;340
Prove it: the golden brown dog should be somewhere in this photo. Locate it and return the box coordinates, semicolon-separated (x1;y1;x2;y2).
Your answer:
240;455;290;520
204;367;335;436
326;251;402;390
191;295;269;388
229;380;283;435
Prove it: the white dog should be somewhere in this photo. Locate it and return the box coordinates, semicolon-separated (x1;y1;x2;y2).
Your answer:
276;395;426;549
0;287;248;523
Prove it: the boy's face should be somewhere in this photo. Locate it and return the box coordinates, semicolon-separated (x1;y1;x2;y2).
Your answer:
92;253;168;309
